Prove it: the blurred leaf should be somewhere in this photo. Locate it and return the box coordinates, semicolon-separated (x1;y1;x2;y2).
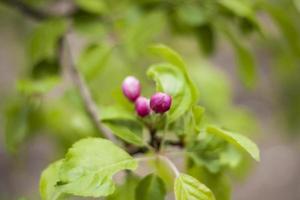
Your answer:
4;98;39;153
191;64;231;111
75;0;107;14
218;0;255;19
27;19;67;66
31;59;60;79
77;43;112;81
206;126;260;161
43;95;97;144
262;2;300;57
135;174;166;200
40;160;65;200
46;138;138;199
192;106;205;132
174;173;215;200
219;22;257;88
73;11;106;37
294;0;300;12
195;25;215;55
122;11;165;59
148;45;198;123
101;106;145;146
177;4;208;26
17;76;60;95
106;173;140;200
187;164;231;200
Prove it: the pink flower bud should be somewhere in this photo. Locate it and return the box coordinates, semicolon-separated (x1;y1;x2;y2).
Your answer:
135;96;151;117
122;76;141;102
150;92;172;113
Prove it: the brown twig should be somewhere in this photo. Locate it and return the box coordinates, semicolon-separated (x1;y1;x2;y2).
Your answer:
0;0;76;21
61;34;117;143
0;0;49;20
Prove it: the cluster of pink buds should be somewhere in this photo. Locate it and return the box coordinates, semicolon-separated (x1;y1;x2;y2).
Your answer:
122;76;172;117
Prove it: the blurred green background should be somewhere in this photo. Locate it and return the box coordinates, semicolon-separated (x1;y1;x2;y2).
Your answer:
0;0;300;199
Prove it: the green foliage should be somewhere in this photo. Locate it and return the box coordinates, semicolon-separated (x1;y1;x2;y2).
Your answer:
40;160;65;200
101;106;145;146
174;173;215;200
206;126;260;161
4;0;293;198
148;44;198;123
36;45;260;200
135;174;167;200
40;138;137;199
106;173;140;200
27;19;67;67
4;97;41;153
75;0;107;14
77;43;113;81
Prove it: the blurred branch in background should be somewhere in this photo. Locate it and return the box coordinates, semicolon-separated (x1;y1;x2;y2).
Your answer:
62;34;117;143
0;0;49;20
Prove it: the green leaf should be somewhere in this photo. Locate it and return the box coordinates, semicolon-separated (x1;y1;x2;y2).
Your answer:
192;106;205;132
177;4;208;26
135;174;167;200
206;126;260;161
195;25;215;55
148;45;198;123
106;173;140;200
27;19;67;66
77;43;112;81
73;11;107;37
218;0;262;34
295;0;300;12
17;76;61;95
4;98;41;154
262;2;300;57
174;173;215;200
40;160;65;200
149;44;186;72
218;22;257;88
56;138;138;198
187;164;231;200
75;0;107;14
218;0;255;18
101;106;145;146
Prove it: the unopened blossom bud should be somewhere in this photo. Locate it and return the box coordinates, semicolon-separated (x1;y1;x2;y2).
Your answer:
135;96;151;117
150;92;172;113
122;76;141;102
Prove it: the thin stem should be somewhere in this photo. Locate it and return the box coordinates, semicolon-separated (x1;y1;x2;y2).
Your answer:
62;33;117;143
135;155;180;178
158;115;168;152
135;155;157;163
159;155;180;177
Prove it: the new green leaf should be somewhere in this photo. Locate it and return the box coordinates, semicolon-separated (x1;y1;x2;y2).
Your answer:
40;160;64;200
175;173;215;200
148;45;198;123
206;126;260;161
101;106;145;146
40;138;138;200
58;138;138;197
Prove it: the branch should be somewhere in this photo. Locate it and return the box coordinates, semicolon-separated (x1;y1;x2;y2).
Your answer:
60;34;117;143
0;0;76;21
1;0;50;20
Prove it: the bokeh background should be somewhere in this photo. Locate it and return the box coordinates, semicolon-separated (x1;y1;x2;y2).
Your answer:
0;0;300;199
